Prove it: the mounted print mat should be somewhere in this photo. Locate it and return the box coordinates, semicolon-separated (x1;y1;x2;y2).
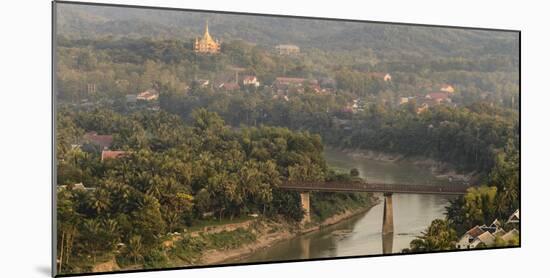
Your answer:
53;1;520;276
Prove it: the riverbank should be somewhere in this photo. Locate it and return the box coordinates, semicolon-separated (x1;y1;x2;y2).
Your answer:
191;198;380;266
100;197;379;272
327;146;479;184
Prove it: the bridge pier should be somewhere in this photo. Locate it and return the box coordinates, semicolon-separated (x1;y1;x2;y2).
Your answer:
300;192;311;224
382;193;394;235
382;231;394;254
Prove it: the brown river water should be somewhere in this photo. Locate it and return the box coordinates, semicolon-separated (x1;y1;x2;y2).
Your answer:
227;148;459;263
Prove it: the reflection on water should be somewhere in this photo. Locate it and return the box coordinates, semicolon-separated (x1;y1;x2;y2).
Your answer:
323;148;460;186
227;148;456;264
382;233;393;254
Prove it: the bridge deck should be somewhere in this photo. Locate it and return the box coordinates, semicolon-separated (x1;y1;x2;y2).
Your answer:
279;181;469;195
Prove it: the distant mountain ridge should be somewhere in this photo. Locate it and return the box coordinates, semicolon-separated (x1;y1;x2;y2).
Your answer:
56;3;519;60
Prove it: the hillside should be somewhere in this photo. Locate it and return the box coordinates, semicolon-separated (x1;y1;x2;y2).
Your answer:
56;3;519;61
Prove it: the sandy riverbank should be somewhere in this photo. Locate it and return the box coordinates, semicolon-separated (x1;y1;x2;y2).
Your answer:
106;197;379;272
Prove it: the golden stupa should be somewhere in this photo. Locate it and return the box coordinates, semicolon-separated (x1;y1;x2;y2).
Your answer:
194;21;221;54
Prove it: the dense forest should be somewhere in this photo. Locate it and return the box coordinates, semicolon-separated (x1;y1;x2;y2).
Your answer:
56;4;518;59
56;108;371;272
55;33;519;173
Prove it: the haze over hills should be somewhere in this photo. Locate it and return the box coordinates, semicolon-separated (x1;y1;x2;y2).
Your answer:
56;3;519;61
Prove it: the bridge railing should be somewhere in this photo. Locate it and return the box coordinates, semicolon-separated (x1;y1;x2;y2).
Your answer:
278;181;469;195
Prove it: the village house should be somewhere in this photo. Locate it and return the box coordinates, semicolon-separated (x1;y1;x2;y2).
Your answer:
479;219;504;234
457;211;519;250
274;77;307;88
219;82;240;91
471;231;496;247
456;226;485;249
425;92;451;104
273;77;320;93
57;182;95;192
242;75;260;87
367;72;392;82
415;92;453;113
440;83;455;93
342;99;361;113
194;79;210;88
399;96;416;105
83;131;113;150
507;209;520;224
275;44;300;55
456;226;497;249
137;89;159;101
101;150;127;162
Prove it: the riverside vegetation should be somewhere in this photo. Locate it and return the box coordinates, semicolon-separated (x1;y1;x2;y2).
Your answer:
57;108;374;273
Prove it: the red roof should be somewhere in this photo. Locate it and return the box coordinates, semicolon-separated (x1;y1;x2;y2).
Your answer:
84;132;113;149
243;75;257;82
137;90;159;100
221;82;240;90
275;77;307;84
466;226;485;238
425;92;449;101
101;150;127;161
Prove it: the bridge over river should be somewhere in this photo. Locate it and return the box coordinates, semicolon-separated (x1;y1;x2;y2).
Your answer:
278;181;469;240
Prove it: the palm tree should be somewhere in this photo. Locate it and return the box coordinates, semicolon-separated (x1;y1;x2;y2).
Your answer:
409;219;457;252
89;188;111;215
83;219;102;263
126;235;144;265
102;219;120;249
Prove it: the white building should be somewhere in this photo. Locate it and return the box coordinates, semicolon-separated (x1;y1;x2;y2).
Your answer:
275;44;300;55
243;75;260;87
507;209;520;224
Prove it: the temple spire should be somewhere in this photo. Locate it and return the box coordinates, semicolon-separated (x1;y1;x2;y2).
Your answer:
194;19;220;54
204;20;210;38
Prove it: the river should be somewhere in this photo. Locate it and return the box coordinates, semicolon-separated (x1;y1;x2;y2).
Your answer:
228;148;458;263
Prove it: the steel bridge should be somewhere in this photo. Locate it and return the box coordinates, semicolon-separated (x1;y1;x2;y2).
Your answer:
277;180;469;253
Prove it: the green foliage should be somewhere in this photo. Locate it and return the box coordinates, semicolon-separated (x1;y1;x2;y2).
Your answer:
494;234;519;247
168;229;256;264
143;248;171;269
310;192;372;221
201;228;257;250
406;219;457;252
446;144;519;235
57;108;331;272
124;235;144;265
446;186;498;234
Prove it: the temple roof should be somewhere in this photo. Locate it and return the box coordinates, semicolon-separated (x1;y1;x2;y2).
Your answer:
202;21;215;43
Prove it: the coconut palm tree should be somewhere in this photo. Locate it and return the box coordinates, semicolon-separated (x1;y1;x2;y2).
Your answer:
89;188;111;215
82;219;102;263
126;235;144;265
